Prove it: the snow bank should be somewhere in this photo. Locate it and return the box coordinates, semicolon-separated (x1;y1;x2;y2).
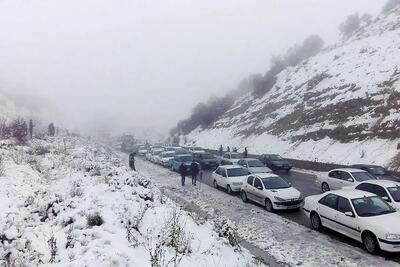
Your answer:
0;137;262;266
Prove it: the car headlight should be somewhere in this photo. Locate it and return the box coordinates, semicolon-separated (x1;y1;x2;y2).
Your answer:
386;234;400;240
274;196;286;202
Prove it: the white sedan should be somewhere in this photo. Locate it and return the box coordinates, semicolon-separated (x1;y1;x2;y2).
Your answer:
303;189;400;253
240;173;303;212
221;152;242;164
159;151;176;167
237;158;272;174
212;165;250;194
316;168;376;192
344;180;400;211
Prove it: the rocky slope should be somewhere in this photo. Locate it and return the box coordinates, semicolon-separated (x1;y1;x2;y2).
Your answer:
185;7;400;169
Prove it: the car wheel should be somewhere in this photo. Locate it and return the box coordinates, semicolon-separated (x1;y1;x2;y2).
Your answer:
265;198;274;212
213;180;219;189
321;182;330;193
363;232;379;254
241;191;248;202
310;212;322;230
227;185;232;195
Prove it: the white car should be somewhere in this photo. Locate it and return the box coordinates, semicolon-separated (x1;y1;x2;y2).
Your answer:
150;149;164;163
240;173;303;212
222;152;242;164
316;168;376;193
159;151;175;167
303;189;400;253
212;165;250;194
237;158;272;174
344;180;400;211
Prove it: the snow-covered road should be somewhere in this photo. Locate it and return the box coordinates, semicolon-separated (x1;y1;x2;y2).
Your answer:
136;157;400;267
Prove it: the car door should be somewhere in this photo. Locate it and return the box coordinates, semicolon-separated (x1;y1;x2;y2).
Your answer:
317;194;339;230
327;171;342;190
252;178;265;204
244;175;254;201
213;167;222;184
340;171;355;188
335;196;360;240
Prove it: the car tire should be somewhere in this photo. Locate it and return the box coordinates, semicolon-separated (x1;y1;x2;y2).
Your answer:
310;212;322;230
213;180;219;189
363;232;380;254
321;182;330;193
265;198;274;212
241;191;248;202
227;185;232;195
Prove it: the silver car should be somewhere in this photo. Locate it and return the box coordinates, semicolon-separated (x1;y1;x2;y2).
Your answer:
237;158;272;174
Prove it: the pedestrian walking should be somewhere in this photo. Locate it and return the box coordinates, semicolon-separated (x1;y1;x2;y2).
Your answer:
227;146;231;152
179;163;187;186
190;160;199;186
129;152;137;171
219;145;223;156
233;147;238;152
243;147;248;158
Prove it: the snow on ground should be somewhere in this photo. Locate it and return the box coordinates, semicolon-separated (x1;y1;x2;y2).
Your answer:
0;137;261;266
136;157;400;267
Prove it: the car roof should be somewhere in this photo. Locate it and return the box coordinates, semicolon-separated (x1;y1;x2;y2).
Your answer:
252;173;280;179
175;154;192;157
327;189;376;198
331;168;367;172
358;179;400;187
219;164;245;170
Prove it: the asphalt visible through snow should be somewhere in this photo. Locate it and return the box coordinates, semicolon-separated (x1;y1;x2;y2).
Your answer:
134;156;400;264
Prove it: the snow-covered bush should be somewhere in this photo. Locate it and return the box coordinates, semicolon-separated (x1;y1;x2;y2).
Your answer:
86;212;104;227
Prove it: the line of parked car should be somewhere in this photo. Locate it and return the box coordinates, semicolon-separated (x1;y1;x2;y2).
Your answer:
137;143;400;254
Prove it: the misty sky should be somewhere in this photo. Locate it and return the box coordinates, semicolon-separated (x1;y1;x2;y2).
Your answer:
0;0;386;138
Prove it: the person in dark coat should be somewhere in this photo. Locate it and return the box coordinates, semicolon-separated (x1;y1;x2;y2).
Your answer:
179;163;187;186
129;152;137;171
190;160;199;186
219;145;223;156
243;147;248;158
227;146;231;152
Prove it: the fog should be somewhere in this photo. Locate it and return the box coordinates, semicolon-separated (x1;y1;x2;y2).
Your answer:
0;0;386;138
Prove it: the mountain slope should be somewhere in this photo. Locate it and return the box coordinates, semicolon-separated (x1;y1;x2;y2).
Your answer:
185;8;400;169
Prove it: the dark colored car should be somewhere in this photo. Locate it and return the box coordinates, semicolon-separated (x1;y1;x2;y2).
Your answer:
193;152;219;169
351;164;399;181
258;154;292;172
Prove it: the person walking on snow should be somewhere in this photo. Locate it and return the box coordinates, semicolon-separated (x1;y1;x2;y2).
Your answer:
129;152;137;171
227;146;231;152
219;145;223;156
243;147;248;158
179;163;187;186
190;160;199;186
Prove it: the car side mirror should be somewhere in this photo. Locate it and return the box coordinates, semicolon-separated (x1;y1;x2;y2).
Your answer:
257;186;263;190
382;196;390;202
347;178;354;182
344;211;355;217
288;182;292;186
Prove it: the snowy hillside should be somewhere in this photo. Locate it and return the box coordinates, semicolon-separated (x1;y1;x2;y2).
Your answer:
0;137;261;266
186;7;400;169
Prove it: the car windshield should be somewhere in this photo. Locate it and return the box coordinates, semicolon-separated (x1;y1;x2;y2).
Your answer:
226;168;249;177
269;155;283;161
162;152;175;157
178;156;193;162
153;151;162;155
351;172;376;182
388;186;400;202
230;153;241;159
262;176;290;189
351;196;396;217
368;167;387;175
248;160;264;167
200;153;215;159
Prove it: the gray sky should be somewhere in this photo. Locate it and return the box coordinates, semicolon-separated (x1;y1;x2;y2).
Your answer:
0;0;386;138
